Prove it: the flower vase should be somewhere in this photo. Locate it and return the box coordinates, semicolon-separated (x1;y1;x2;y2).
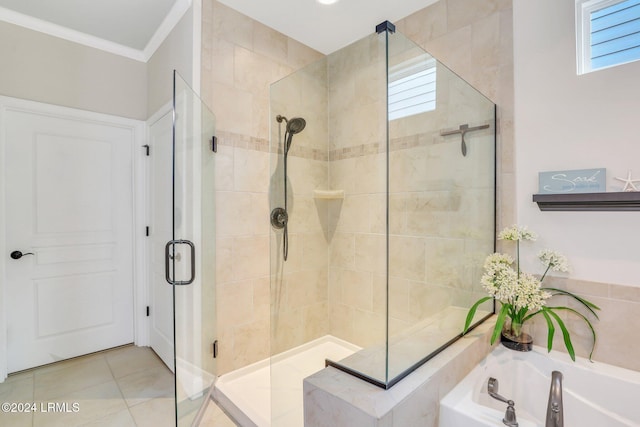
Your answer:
500;319;533;352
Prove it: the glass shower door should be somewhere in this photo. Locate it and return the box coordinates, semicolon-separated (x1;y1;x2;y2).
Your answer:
169;71;217;425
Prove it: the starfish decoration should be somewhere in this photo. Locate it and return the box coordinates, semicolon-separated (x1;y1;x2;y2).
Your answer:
614;170;640;192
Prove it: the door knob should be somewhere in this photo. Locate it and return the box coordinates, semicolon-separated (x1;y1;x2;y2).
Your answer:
10;250;34;260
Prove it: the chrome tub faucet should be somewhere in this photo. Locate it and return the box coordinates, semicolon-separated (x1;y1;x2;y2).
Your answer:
545;371;564;427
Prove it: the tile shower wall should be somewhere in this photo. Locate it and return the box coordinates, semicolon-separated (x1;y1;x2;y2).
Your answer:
201;0;514;378
326;35;388;348
397;0;515;230
269;58;331;354
201;0;323;374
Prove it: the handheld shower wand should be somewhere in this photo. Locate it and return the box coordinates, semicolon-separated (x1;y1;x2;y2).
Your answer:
271;115;306;261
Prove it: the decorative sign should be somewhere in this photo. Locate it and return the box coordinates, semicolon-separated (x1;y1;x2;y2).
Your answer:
538;168;606;194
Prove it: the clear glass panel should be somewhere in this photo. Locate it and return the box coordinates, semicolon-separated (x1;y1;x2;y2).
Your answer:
319;32;390;385
172;71;218;425
386;32;495;383
268;26;494;400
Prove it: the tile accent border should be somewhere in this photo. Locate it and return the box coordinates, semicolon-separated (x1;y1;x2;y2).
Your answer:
218;123;493;163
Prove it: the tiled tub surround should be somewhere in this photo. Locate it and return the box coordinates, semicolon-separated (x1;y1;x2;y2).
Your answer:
527;277;640;373
304;277;640;427
439;345;640;427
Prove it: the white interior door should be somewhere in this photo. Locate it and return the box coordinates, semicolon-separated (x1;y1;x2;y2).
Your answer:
147;110;175;371
3;104;135;373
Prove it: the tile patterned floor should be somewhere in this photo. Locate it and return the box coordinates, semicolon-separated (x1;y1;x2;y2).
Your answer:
0;345;237;427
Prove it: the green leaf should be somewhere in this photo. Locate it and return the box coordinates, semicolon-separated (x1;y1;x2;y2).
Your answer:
491;304;510;345
546;310;575;361
542;287;601;319
541;309;555;353
546;306;598;361
463;296;493;334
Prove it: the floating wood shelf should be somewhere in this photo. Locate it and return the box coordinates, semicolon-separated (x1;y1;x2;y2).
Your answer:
533;192;640;211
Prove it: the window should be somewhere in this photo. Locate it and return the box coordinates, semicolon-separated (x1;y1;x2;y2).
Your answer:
388;55;436;120
576;0;640;74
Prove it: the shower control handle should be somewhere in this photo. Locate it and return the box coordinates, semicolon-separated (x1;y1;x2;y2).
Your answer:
270;207;288;229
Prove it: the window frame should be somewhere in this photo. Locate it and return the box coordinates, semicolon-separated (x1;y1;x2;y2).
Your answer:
388;56;437;121
576;0;640;74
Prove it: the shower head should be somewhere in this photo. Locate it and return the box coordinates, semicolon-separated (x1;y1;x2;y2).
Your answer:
277;115;306;154
286;117;306;135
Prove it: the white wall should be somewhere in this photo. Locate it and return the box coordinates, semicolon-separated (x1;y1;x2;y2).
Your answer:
0;21;147;120
147;4;199;117
513;0;640;286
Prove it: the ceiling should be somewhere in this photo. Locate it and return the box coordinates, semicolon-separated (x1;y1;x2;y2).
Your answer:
217;0;439;54
0;0;438;58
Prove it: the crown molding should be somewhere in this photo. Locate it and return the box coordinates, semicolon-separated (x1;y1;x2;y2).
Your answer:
0;0;192;63
143;0;192;62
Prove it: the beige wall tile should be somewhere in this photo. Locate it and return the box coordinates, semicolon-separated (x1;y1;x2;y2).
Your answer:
252;23;288;64
210;38;235;86
211;2;253;51
389;236;426;282
215;192;252;237
232;236;269;280
211;82;253;136
396;0;448;45
217;280;254;328
233;318;270;369
335;195;371;233
303;301;330;342
354;234;386;275
213;145;234;191
286;269;328;308
215;237;233;285
447;0;503;32
339;269;373;312
303;232;330;270
233;148;269;192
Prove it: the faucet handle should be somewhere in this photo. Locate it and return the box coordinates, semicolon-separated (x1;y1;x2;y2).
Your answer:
488;378;519;427
503;403;519;427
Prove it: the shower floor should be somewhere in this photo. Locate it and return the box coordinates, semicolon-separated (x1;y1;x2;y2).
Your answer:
214;335;360;427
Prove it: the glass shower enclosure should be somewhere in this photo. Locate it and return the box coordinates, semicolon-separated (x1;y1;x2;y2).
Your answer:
268;21;495;420
168;71;217;425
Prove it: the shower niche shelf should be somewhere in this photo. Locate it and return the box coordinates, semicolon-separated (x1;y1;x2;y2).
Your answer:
313;189;345;200
533;192;640;211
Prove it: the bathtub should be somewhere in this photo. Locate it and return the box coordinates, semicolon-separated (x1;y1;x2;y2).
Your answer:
439;345;640;427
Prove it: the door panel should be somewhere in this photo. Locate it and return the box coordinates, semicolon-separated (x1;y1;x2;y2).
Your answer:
172;71;217;424
148;110;176;371
4;107;135;373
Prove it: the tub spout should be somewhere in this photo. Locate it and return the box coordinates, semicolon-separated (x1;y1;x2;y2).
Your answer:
545;371;564;427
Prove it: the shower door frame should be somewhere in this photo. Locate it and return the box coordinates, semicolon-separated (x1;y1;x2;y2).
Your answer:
169;70;218;425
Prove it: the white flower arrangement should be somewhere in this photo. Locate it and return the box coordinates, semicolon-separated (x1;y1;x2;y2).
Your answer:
464;225;600;361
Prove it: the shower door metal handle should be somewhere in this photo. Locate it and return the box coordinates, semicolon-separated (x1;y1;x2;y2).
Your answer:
165;239;196;285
